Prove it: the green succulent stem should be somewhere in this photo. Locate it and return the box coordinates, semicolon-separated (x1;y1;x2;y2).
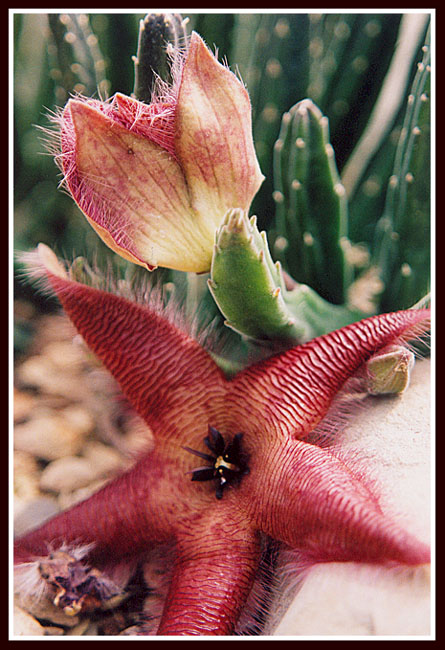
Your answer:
230;14;310;226
47;13;109;102
273;99;351;305
307;14;402;169
209;209;363;348
132;13;188;103
375;26;431;311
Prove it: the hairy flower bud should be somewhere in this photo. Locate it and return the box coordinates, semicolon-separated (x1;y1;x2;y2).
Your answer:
55;32;264;273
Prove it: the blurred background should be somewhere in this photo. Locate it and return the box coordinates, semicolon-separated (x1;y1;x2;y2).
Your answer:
12;12;433;636
13;11;432;356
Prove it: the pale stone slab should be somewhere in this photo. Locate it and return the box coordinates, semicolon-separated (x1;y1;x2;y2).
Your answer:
268;358;432;638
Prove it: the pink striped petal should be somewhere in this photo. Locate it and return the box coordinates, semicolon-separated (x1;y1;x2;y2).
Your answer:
245;436;429;566
229;309;430;440
62;99;217;272
33;245;226;446
159;515;260;635
175;33;264;228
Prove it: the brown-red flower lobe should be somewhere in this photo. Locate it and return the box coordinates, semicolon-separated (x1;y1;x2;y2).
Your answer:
15;247;430;635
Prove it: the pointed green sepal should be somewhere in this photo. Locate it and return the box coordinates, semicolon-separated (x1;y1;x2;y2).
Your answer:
209;209;365;347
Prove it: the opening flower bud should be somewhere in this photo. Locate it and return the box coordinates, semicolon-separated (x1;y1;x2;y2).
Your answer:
366;344;415;394
55;32;264;273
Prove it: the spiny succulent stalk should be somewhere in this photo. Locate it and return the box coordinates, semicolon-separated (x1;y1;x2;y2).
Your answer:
47;13;109;104
132;13;188;103
273;99;351;305
375;28;431;312
343;122;400;249
306;13;357;107
307;13;402;169
209;209;364;348
230;14;310;224
209;209;306;345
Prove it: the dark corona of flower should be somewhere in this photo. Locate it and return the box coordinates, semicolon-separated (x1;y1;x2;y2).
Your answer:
183;427;249;499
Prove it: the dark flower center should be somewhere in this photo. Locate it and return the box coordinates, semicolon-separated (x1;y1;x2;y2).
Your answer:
183;426;249;499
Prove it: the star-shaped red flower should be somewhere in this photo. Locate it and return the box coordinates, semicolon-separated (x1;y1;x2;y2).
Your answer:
14;246;430;636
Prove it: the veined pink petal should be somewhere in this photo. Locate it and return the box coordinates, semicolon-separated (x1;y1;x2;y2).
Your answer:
112;93;177;159
175;33;264;227
32;244;226;448
229;309;431;439
61;99;217;272
159;516;261;635
13;451;177;563
247;436;430;566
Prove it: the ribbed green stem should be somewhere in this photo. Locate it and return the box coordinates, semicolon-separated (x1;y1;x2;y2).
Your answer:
307;13;402;169
272;99;350;304
375;26;431;311
230;14;310;227
132;13;188;103
47;13;109;102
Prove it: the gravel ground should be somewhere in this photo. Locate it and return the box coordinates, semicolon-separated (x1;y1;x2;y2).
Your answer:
13;308;163;636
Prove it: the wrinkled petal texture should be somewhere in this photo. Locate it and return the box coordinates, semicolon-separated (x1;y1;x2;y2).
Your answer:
16;246;431;635
61;99;215;272
35;245;226;450
158;514;261;635
175;33;264;226
244;436;430;567
230;309;430;440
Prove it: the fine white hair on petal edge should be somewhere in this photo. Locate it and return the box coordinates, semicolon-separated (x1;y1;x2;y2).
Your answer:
15;247;229;363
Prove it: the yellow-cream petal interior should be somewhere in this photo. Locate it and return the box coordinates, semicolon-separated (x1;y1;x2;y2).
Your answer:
69;100;216;272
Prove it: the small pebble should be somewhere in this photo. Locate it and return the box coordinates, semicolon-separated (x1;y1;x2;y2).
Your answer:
16;355;85;398
13;605;45;636
39;456;96;493
14;450;41;500
14;412;90;460
60;405;95;436
15;594;80;628
82;441;126;476
43;340;86;370
13;388;37;422
57;479;109;510
16;354;63;387
14;496;60;537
